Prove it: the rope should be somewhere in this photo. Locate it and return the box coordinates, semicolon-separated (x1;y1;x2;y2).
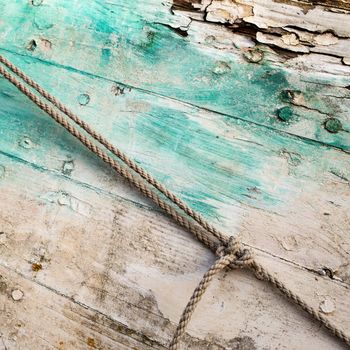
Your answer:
0;61;217;254
170;237;254;349
0;54;227;245
1;55;349;349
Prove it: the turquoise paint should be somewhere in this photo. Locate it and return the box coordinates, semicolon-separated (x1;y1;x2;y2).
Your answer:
77;93;90;106
0;0;349;225
101;48;111;66
0;0;349;150
115;105;270;216
1;60;349;227
324;118;343;134
277;106;293;122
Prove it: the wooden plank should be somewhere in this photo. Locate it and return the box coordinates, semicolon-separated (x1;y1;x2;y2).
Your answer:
0;0;349;150
0;152;348;349
0;268;165;350
0;0;349;348
0;59;349;283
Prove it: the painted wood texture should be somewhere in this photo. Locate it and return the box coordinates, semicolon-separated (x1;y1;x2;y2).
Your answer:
0;0;349;349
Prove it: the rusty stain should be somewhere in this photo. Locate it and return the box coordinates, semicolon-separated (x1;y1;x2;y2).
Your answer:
31;262;43;272
87;337;96;348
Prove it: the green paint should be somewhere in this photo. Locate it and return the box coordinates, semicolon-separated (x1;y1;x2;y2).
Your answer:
324;118;342;133
1;61;349;227
0;0;349;225
277;106;293;122
0;0;349;150
101;48;111;66
77;93;90;106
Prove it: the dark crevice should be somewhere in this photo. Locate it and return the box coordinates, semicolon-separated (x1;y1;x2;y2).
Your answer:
172;0;202;12
172;0;350;62
156;23;189;37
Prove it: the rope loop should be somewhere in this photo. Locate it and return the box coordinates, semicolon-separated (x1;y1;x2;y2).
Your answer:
1;54;349;349
216;236;254;269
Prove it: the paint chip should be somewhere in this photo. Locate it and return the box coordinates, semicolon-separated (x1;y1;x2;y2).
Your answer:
282;33;300;46
213;61;231;75
12;289;24;301
277;106;293;122
319;298;335;314
62;160;75;175
27;39;37;51
314;33;339;46
0;231;6;245
243;49;264;63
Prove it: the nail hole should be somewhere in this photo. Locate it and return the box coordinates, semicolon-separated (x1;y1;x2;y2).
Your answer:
318;267;334;279
27;39;37;51
324;118;342;134
19;137;34;149
31;0;43;6
77;93;90;106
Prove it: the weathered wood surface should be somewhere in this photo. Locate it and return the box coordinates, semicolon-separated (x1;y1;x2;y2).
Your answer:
0;0;349;349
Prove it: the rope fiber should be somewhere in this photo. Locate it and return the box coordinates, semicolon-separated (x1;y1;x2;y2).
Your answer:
1;54;349;349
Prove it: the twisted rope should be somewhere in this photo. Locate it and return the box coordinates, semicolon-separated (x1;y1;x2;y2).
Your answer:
0;55;227;245
170;237;254;349
1;55;349;349
0;61;216;253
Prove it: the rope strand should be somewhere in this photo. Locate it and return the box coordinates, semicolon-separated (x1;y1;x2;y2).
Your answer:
0;62;217;253
0;55;227;245
1;55;349;349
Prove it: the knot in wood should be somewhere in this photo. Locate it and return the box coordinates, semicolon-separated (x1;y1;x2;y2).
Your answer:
216;236;253;269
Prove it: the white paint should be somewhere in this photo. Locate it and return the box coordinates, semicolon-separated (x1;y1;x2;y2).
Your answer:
319;298;336;314
11;289;24;301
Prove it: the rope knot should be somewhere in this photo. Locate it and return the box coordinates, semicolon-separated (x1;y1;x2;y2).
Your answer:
216;236;253;269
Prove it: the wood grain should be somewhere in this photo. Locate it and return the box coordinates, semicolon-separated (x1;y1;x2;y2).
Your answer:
0;0;349;348
0;152;348;349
